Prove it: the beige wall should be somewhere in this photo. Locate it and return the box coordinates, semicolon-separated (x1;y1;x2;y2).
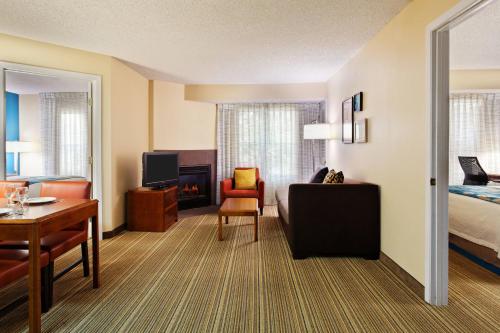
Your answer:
185;83;326;103
326;0;459;284
152;81;216;150
110;58;149;230
18;94;43;176
450;69;500;90
0;33;149;232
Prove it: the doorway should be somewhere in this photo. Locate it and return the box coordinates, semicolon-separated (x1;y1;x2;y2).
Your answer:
0;62;103;238
426;0;497;306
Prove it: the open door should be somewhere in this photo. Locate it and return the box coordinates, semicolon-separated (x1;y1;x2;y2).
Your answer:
0;67;6;180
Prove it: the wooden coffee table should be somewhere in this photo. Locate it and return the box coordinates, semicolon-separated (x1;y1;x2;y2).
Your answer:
218;198;259;241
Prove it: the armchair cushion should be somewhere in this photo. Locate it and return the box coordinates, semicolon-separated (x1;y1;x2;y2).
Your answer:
224;189;259;198
234;169;257;190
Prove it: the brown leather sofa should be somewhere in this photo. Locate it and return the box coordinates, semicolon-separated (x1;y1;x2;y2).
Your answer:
275;179;380;260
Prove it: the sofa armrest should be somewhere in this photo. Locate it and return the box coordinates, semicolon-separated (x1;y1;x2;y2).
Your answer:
287;183;380;258
257;178;265;209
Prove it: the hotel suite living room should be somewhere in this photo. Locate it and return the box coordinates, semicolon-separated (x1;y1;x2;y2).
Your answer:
0;0;499;332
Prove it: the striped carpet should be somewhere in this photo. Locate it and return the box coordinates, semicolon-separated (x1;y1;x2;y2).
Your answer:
0;206;498;332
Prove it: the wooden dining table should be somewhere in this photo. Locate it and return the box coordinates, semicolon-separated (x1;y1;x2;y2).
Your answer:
0;198;99;333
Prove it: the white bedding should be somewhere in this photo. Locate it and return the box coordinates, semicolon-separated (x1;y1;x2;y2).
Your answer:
449;192;500;259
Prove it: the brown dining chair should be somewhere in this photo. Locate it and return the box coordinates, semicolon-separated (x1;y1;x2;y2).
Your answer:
0;180;29;197
0;249;51;313
0;181;92;309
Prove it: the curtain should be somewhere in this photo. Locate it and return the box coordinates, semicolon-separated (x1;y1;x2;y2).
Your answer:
40;92;89;177
449;93;500;185
217;102;325;204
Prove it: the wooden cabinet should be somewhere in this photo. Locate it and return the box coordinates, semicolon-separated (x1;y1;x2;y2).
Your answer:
127;186;178;232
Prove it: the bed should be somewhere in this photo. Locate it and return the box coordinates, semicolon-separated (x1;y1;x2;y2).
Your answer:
448;185;500;269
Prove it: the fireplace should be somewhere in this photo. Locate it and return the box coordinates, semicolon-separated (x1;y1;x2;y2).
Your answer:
178;164;211;210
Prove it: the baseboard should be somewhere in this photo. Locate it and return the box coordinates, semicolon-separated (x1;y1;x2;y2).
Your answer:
102;224;126;239
379;252;424;298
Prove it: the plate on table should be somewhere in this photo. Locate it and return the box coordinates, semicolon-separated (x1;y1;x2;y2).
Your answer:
0;208;12;216
26;197;57;204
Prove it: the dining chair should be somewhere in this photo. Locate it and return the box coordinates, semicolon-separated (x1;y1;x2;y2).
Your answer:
0;180;29;197
0;181;92;309
0;249;51;313
458;156;500;185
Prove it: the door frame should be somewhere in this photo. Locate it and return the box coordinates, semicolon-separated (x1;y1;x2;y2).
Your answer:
0;61;103;239
425;0;495;305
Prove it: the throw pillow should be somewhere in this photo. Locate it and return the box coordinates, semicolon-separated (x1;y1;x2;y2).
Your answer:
234;169;257;190
323;169;344;184
309;167;329;183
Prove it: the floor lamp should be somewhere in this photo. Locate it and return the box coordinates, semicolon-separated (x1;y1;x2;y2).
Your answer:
303;123;332;171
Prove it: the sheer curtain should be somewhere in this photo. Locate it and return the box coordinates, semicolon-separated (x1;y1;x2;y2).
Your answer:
217;102;325;204
40;92;89;177
449;93;500;184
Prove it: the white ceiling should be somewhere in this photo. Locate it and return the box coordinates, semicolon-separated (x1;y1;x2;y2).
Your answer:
6;71;89;94
0;0;410;84
450;0;500;70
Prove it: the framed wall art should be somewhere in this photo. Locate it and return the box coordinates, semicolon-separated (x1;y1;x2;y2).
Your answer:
342;98;353;144
354;118;367;143
353;92;363;112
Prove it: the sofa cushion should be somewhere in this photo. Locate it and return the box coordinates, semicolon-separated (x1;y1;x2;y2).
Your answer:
323;170;344;184
224;189;259;198
309;167;329;183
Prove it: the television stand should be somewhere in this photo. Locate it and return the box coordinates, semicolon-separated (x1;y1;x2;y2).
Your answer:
127;186;178;232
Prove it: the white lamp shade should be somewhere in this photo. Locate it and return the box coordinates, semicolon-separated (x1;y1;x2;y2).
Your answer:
303;123;333;140
6;141;41;153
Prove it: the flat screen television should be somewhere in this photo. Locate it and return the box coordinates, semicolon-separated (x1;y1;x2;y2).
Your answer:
142;152;179;188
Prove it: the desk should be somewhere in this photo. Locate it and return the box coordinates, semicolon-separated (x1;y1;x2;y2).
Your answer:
0;198;99;333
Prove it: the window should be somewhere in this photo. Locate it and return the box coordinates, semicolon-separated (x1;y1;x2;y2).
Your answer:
449;93;500;184
217;102;325;204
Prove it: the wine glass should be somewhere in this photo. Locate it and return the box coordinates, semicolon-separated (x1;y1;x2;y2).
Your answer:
4;185;16;208
14;187;29;215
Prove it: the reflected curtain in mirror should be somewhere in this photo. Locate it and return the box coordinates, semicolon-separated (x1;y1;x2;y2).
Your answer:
40;92;89;177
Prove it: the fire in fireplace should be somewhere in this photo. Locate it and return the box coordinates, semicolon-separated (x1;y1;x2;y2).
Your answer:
178;164;211;210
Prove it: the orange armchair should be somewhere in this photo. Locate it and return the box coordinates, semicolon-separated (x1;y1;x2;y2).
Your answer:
220;167;265;215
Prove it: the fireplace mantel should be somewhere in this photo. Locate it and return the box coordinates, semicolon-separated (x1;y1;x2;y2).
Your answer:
155;149;217;206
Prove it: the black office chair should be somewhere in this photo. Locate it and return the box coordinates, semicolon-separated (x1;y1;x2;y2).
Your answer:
458;156;500;185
